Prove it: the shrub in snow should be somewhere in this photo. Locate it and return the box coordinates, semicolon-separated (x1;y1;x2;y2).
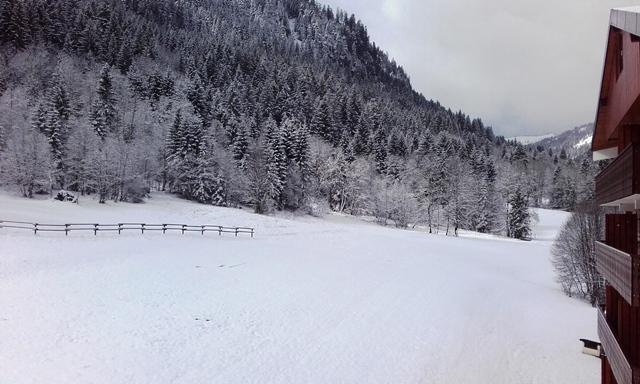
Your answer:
54;190;77;203
304;196;330;217
121;178;149;203
369;179;419;228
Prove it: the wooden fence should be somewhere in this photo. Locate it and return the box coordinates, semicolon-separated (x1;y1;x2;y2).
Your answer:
0;220;254;238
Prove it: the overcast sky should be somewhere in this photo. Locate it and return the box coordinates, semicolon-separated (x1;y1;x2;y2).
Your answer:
326;0;638;137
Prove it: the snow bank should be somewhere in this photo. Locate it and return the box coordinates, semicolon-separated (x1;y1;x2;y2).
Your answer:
0;193;597;384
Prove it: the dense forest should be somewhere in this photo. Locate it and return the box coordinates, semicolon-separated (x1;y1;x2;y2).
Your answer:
0;0;598;239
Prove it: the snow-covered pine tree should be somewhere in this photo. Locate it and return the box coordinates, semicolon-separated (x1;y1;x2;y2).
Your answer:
30;75;72;186
232;125;249;167
183;115;205;157
186;74;211;127
116;40;133;75
91;65;118;140
265;117;287;207
0;0;30;49
166;110;185;161
175;156;226;205
507;186;531;240
292;122;309;169
310;97;332;140
388;130;406;157
352;120;370;156
577;156;595;203
373;128;387;174
550;166;563;208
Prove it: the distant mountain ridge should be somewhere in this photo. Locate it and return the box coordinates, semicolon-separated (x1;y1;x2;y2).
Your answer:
508;134;555;145
510;124;594;157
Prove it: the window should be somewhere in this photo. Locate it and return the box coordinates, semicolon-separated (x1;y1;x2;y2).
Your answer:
616;31;624;79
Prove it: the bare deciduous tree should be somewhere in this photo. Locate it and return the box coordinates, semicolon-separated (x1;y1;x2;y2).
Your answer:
551;202;604;306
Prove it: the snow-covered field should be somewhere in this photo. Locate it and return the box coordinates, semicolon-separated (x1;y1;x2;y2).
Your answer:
0;193;598;384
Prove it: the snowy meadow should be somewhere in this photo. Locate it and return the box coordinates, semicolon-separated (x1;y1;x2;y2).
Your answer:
0;192;598;384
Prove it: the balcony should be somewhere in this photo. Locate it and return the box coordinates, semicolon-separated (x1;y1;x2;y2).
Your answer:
596;241;639;306
598;308;640;384
595;144;640;206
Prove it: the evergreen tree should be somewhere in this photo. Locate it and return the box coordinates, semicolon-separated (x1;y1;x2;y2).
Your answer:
352;121;370;156
167;110;185;160
90;65;117;139
187;75;211;126
507;187;531;240
116;40;133;74
388;130;406;157
311;97;332;142
560;148;567;160
0;0;30;49
373;128;387;174
175;156;226;206
265;118;287;207
232;126;249;166
31;76;71;184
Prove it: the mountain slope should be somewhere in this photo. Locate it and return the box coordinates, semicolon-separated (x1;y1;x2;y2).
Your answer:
0;0;593;230
535;123;594;155
510;124;594;157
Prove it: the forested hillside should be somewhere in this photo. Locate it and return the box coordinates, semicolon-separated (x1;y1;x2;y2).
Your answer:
0;0;598;237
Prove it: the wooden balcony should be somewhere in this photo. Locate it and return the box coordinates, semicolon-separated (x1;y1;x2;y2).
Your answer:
598;308;640;384
595;144;640;206
596;241;640;306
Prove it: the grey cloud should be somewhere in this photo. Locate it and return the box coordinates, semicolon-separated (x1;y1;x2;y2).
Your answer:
326;0;638;137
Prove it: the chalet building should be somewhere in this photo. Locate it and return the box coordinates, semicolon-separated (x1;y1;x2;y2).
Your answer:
592;7;640;384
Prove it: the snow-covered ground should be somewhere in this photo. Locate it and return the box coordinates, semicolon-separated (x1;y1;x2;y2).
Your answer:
0;193;598;384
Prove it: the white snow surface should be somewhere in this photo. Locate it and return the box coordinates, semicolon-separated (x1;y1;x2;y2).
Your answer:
0;193;598;384
574;134;593;149
508;134;554;145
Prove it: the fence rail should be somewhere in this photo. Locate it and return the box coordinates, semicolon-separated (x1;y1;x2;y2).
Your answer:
0;220;254;238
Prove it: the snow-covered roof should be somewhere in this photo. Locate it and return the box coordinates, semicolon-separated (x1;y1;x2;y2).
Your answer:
610;7;640;36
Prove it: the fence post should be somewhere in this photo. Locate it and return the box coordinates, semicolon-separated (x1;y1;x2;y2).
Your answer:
235;227;238;237
118;223;122;235
181;224;186;235
218;226;222;236
65;224;69;236
162;224;166;234
201;225;205;235
251;228;254;238
34;223;38;235
141;223;145;234
93;224;98;236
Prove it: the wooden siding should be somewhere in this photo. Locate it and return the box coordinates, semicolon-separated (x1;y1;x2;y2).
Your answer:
597;241;636;306
599;307;635;384
593;28;640;152
596;144;640;205
605;212;638;254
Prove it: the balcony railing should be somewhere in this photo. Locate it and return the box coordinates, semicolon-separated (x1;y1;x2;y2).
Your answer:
595;144;640;205
596;241;639;306
598;308;638;384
